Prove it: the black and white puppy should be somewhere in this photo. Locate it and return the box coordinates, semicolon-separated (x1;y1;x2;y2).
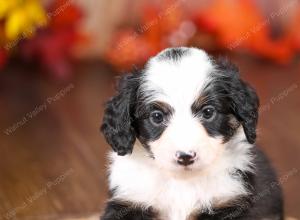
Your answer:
100;47;283;220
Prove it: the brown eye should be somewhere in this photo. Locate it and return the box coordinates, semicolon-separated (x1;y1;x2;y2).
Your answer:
150;110;164;125
202;106;216;120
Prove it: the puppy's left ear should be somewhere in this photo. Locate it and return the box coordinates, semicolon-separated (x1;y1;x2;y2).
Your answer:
218;59;259;144
232;80;259;144
101;73;139;156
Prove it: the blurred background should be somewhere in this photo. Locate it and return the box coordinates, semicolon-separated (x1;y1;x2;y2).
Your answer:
0;0;299;219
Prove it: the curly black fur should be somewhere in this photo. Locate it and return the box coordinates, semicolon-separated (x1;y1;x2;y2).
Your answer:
198;58;260;144
101;73;140;156
216;58;259;144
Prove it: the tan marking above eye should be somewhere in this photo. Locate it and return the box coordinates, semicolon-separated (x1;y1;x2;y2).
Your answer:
152;101;174;114
191;95;208;112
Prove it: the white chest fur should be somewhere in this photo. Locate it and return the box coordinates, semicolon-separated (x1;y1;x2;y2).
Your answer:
108;143;252;220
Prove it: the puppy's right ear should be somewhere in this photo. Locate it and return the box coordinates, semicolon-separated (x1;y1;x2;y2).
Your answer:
101;74;139;156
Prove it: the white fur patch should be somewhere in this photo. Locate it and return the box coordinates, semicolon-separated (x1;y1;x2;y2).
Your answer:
140;47;213;106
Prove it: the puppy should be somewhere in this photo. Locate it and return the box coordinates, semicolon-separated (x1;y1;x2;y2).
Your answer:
100;47;283;220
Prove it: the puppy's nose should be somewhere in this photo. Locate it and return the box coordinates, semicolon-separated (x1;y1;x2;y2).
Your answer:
175;151;196;166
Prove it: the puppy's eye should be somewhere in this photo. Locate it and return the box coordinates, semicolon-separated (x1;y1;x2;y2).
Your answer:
150;110;164;125
201;106;216;120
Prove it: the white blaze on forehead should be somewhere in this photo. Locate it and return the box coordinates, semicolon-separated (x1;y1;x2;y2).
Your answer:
141;47;214;106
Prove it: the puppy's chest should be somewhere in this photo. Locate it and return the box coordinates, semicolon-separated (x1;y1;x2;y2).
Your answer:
116;172;202;220
110;159;245;220
153;182;204;220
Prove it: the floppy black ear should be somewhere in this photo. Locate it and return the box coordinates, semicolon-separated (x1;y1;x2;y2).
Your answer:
218;58;259;144
233;80;259;144
101;73;139;156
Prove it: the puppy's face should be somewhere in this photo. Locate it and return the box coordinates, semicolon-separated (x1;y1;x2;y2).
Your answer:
101;47;259;172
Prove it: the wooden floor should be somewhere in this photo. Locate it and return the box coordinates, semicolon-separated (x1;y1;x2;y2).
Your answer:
0;56;299;219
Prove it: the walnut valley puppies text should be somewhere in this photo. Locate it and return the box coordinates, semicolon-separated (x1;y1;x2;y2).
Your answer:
3;84;74;136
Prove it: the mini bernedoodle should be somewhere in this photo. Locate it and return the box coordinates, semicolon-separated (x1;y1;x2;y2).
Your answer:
100;47;283;220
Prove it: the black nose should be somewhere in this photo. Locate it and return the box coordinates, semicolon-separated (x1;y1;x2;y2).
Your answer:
175;151;196;166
